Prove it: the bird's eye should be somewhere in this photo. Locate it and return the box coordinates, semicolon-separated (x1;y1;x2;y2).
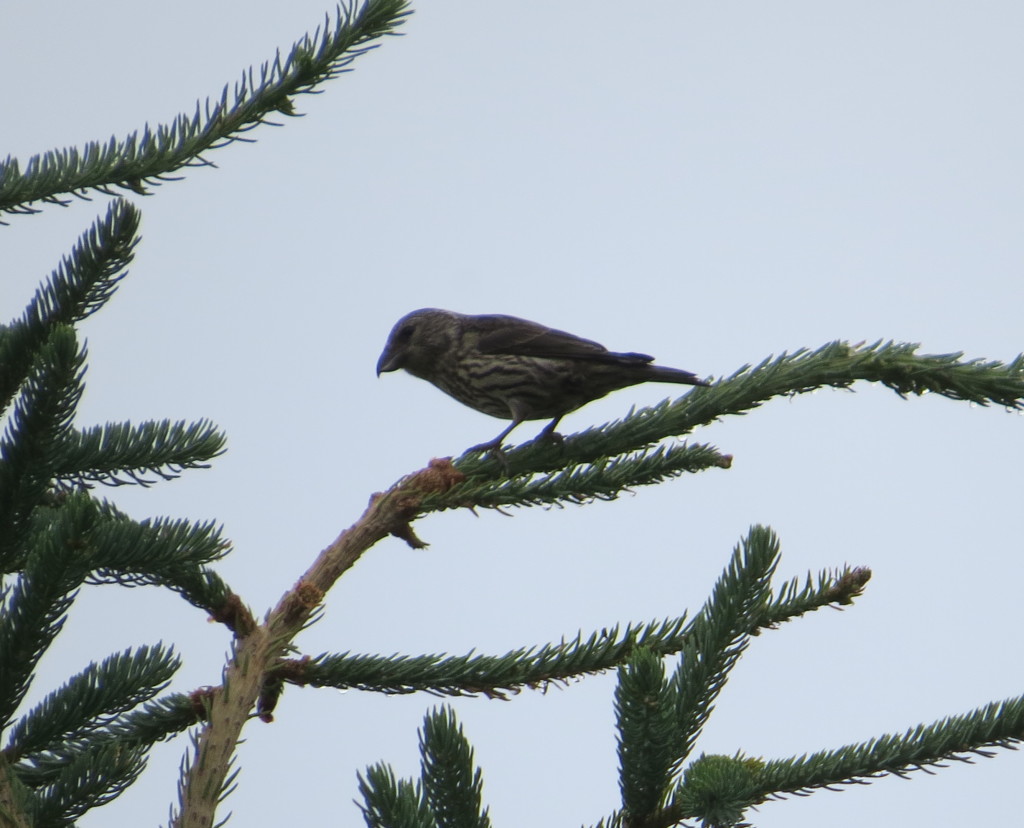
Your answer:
397;324;415;340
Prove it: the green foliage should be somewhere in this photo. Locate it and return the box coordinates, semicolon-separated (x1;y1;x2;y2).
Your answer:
0;199;138;402
30;739;150;827
356;528;1024;828
674;753;763;828
0;0;411;218
3;1;1022;826
357;708;491;828
0;502;86;725
55;419;226;487
757;695;1024;794
298;617;692;697
431;442;730;511
419;708;491;828
436;341;1024;510
13;694;203;790
616;648;680;818
672;528;780;768
358;765;436;828
0;202;226;821
0;2;414;823
7;645;179;762
0;325;87;563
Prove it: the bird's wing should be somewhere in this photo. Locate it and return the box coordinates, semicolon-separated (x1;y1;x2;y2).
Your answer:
472;314;652;363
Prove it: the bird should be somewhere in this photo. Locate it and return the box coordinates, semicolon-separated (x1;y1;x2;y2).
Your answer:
376;308;710;454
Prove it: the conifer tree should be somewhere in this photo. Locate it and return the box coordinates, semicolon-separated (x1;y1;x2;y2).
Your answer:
2;3;1022;827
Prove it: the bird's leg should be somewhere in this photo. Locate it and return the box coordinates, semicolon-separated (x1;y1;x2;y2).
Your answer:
466;418;522;467
536;416;564;444
466;402;535;471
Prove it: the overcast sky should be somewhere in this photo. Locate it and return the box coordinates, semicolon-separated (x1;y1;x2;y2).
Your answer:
2;2;1023;826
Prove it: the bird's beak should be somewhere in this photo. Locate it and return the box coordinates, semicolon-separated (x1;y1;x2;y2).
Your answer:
376;348;400;376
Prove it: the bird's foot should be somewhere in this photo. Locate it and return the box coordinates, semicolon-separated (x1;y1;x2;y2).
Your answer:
466;438;511;473
535;419;565;446
467;436;503;454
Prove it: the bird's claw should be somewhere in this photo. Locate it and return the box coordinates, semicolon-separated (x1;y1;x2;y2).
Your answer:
466;439;511;474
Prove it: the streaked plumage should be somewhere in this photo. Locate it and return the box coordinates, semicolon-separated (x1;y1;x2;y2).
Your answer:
376;308;709;452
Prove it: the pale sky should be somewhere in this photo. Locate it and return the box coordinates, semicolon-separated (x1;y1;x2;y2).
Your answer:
2;2;1023;826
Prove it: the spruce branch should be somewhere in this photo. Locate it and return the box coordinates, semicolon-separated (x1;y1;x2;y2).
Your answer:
13;693;204;789
31;739;149;826
348;530;872;828
0;1;411;217
0;326;86;565
0;200;138;406
755;695;1024;797
104;693;204;748
1;490;228;758
668;753;763;828
54;418;227;488
445;341;1024;487
643;340;1024;445
606;529;794;828
616;649;680;822
357;764;435;828
4;645;179;763
755;566;871;630
288;617;692;698
672;527;780;768
84;500;231;576
423;442;731;513
419;707;491;828
288;560;868;700
14;490;233;615
648;696;1024;827
170;458;466;828
86;517;236;623
0;499;95;725
159;568;238;624
357;708;492;828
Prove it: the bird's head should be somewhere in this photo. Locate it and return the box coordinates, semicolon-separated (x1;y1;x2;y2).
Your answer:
376;308;457;379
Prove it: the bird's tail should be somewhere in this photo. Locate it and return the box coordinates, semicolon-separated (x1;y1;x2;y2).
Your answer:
644;365;710;386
